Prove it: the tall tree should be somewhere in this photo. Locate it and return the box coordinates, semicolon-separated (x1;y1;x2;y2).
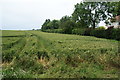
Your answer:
72;2;118;29
59;15;75;33
50;20;59;29
41;19;51;30
59;16;71;28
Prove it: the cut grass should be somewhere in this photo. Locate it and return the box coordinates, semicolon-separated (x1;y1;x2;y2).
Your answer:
2;30;119;78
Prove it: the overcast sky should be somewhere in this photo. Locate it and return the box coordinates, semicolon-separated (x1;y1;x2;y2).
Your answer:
0;0;84;30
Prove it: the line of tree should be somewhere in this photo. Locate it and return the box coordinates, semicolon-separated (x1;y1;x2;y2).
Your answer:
41;2;120;34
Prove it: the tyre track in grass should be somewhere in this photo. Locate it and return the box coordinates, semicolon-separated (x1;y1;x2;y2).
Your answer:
36;35;51;67
2;31;39;66
29;31;119;78
28;33;49;66
18;32;38;55
13;31;29;54
30;32;54;50
2;32;27;65
2;31;27;51
2;31;27;53
29;32;58;71
2;37;24;50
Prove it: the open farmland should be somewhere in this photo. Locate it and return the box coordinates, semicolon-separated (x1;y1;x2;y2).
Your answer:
1;30;119;78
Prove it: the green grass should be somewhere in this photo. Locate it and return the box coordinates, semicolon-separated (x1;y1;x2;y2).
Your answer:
1;30;119;78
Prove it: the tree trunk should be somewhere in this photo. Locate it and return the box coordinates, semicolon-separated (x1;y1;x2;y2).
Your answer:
93;20;96;29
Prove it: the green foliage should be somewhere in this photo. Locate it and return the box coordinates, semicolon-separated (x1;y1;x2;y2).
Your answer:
72;2;119;29
41;2;120;36
90;29;106;38
89;28;120;41
41;19;60;30
41;19;51;30
84;28;93;36
42;28;120;41
96;26;106;30
41;15;75;34
62;20;75;34
47;20;60;29
106;29;120;40
59;15;72;28
72;28;85;35
43;29;64;33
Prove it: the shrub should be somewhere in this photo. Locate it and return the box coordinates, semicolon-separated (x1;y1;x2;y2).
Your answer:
84;28;93;36
96;26;106;30
62;20;75;34
90;29;106;38
42;28;120;41
72;28;85;35
89;28;120;41
43;29;64;33
109;29;120;40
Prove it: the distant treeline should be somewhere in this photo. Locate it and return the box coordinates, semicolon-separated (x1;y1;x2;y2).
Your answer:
41;2;120;41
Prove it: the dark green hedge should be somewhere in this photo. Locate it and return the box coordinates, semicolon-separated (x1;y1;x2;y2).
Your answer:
72;28;85;35
42;28;120;41
42;29;64;33
86;28;120;41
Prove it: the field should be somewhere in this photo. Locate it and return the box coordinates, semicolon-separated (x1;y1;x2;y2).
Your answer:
1;30;119;78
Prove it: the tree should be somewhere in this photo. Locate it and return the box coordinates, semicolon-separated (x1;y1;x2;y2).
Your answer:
102;2;120;25
109;1;120;16
72;3;91;28
41;19;51;30
59;15;72;29
48;20;60;29
62;20;75;34
59;16;75;34
72;2;118;29
41;19;60;30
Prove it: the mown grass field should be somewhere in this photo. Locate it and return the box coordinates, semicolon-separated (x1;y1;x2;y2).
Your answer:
1;30;119;78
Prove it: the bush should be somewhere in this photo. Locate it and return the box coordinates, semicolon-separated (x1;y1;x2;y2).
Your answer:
104;28;120;40
85;28;120;41
84;28;93;36
42;28;120;41
96;26;106;30
42;29;64;33
62;20;75;34
90;29;106;38
107;29;120;40
72;28;85;35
